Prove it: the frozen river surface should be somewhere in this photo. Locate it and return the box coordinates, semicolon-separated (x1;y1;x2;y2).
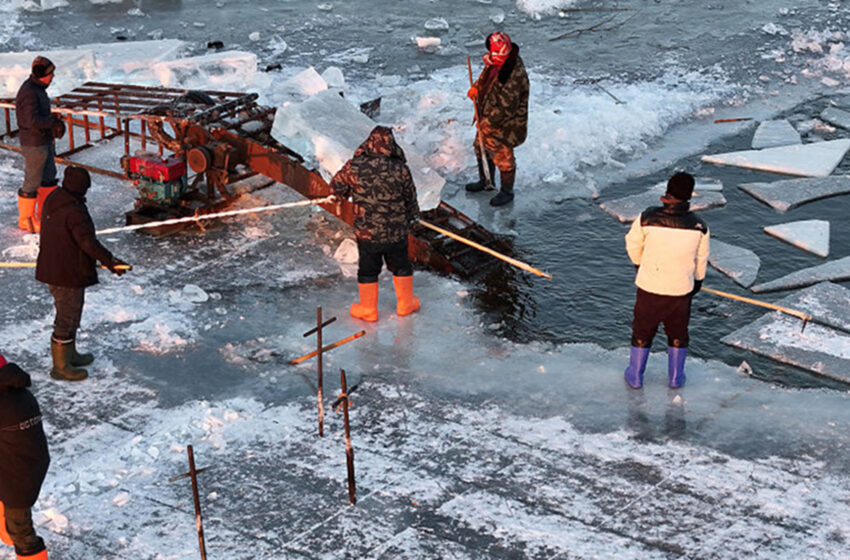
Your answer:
2;1;850;558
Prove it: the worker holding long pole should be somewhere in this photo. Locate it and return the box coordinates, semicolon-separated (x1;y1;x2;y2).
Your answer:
464;32;529;207
329;126;421;322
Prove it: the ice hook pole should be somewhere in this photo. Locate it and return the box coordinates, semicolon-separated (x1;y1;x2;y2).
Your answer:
467;57;494;190
701;287;850;335
419;220;553;279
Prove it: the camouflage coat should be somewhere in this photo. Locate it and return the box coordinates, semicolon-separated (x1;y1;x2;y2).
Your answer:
329;126;420;244
474;44;529;148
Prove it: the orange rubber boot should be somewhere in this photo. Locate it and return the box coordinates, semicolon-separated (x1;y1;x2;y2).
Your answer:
0;501;12;546
349;283;379;322
35;184;58;226
393;275;420;316
17;549;48;559
16;193;38;233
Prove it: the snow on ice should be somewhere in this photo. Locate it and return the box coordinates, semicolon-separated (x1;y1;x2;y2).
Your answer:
723;282;850;384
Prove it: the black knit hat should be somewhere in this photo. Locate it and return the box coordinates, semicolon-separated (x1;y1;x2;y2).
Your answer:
63;166;91;194
31;56;56;78
665;172;695;202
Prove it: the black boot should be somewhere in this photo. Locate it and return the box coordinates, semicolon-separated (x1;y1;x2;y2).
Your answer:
465;157;495;192
68;339;94;367
489;168;515;206
50;340;88;382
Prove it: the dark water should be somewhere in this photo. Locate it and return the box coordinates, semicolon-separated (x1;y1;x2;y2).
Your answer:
477;94;850;391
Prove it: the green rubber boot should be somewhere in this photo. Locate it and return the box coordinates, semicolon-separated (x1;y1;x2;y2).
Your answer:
68;339;94;367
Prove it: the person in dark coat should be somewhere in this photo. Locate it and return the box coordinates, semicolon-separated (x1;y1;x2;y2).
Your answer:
35;166;127;382
329;126;421;322
465;31;529;207
14;56;65;233
0;353;50;560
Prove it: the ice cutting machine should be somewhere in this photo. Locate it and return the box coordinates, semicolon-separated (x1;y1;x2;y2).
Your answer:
0;82;511;278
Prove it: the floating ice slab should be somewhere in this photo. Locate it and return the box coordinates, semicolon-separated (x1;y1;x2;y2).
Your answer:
78;40;186;83
701;139;850;178
0;49;96;96
599;182;726;223
272;89;444;210
739;175;850;212
750;119;801;149
722;282;850;384
820;106;850;130
708;239;761;288
150;50;257;89
751;255;850;293
764;219;829;258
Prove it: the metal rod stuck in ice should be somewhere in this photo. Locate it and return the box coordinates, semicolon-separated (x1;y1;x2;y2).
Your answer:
317;307;325;437
419;220;553;279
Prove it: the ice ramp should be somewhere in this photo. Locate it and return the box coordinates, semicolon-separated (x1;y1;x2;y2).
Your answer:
722;282;850;385
271;89;444;211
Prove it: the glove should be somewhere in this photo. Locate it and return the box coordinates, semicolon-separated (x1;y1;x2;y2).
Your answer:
106;257;129;277
691;279;703;297
51;117;66;139
467;86;478;100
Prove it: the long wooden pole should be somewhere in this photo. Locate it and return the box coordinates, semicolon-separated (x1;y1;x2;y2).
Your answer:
186;445;207;560
289;331;366;365
702;287;810;321
0;262;131;270
419;219;552;279
467;57;493;189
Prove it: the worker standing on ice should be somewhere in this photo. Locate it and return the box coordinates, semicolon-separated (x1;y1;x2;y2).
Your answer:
623;172;710;389
465;31;529;207
35;167;128;382
329;126;421;322
0;353;51;560
14;56;65;233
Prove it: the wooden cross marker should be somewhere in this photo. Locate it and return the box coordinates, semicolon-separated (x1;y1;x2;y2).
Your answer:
300;307;337;437
168;445;212;560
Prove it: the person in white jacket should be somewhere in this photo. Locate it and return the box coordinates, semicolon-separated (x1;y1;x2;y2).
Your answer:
623;172;709;389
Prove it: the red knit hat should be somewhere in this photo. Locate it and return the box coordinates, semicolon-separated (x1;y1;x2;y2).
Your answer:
0;353;7;368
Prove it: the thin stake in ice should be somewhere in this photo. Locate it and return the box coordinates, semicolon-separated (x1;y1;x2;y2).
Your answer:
168;445;212;560
301;307;337;437
335;369;357;506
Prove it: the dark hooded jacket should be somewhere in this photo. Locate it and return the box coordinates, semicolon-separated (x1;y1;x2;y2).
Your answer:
329;126;421;244
36;184;115;288
474;44;529;148
15;76;56;147
0;362;50;509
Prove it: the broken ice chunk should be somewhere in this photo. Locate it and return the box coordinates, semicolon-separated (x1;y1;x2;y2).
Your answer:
751;255;850;293
416;37;442;49
738;176;850;212
722;282;850;384
820;106;850;130
701;139;850;178
708;239;761;288
599;183;726;223
150;50;257;89
751;119;801;149
764;219;829;258
0;48;96;96
424;18;449;31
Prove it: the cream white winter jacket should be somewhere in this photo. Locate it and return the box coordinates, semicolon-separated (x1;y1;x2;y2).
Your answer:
625;200;710;297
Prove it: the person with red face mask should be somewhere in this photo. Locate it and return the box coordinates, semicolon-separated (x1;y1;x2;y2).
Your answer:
465;32;529;207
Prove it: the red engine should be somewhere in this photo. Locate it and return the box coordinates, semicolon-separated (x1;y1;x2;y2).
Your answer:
124;152;186;182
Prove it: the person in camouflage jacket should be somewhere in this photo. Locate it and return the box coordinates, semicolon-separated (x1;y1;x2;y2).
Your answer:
465;31;529;207
329;126;421;321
